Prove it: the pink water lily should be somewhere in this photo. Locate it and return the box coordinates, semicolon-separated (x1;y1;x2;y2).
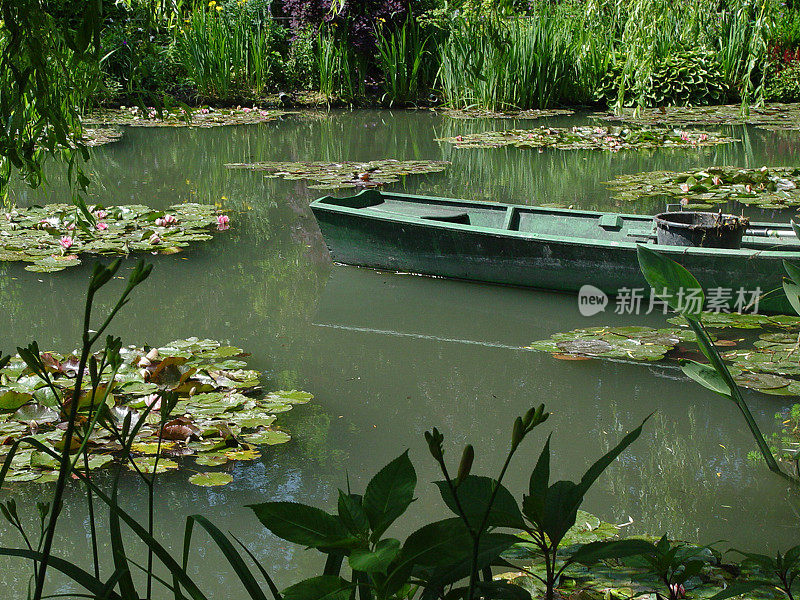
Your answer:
155;214;178;227
745;184;753;193
96;222;108;231
680;198;689;206
148;233;161;245
712;175;722;185
679;183;690;193
698;133;708;142
59;236;73;250
145;394;161;411
94;209;107;219
217;214;230;227
680;132;690;141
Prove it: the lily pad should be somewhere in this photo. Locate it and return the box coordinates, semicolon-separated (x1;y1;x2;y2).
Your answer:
224;159;450;190
1;203;229;273
83;106;288;128
599;102;800;131
527;326;688;361
188;472;233;487
0;338;311;484
437;107;574;120
437;125;736;151
605;166;800;207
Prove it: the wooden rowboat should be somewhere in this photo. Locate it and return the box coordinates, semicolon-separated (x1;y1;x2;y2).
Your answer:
310;189;800;313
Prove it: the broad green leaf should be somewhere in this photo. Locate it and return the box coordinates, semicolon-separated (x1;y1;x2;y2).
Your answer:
680;360;732;397
435;475;525;529
248;502;355;549
282;576;352;600
637;245;704;319
363;450;416;539
784;279;800;317
188;472;233;487
0;391;33;412
348;538;400;573
570;539;656;564
706;582;765;600
337;491;370;538
425;532;520;589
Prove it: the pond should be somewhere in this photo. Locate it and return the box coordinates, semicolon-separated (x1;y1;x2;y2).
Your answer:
2;109;800;597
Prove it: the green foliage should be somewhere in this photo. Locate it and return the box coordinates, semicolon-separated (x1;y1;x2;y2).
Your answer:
575;535;717;600
636;245;794;483
376;18;433;106
438;12;588;110
0;0;103;205
178;2;288;100
315;28;365;104
598;49;729;107
765;62;800;102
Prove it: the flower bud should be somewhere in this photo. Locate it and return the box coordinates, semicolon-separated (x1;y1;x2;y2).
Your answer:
455;444;474;485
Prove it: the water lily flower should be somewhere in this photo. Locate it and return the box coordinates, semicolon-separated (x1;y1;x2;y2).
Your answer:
145;394;161;411
259;110;269;116
163;214;177;225
96;222;108;231
679;183;690;193
217;214;230;226
94;209;107;219
745;184;753;193
455;135;463;141
680;132;690;141
680;198;689;206
67;223;76;231
699;133;708;141
669;584;686;600
59;236;73;250
200;107;210;114
712;175;722;185
242;107;251;113
148;233;161;245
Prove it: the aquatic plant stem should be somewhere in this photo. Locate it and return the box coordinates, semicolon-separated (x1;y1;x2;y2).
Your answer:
32;279;96;600
685;318;793;483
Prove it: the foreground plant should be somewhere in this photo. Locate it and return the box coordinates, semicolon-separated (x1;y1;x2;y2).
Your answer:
636;245;794;483
250;402;647;600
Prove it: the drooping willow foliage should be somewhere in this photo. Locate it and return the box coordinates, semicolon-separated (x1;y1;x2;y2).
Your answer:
0;0;103;206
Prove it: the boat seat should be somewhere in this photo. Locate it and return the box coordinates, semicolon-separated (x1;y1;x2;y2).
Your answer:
370;203;471;225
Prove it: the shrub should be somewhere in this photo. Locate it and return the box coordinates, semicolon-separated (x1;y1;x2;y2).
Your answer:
598;49;729;107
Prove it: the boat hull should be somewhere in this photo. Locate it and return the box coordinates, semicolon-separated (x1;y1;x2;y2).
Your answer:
311;191;799;313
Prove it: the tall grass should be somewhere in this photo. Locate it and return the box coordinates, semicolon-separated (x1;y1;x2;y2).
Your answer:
315;28;363;104
375;18;432;106
437;6;600;111
178;4;282;100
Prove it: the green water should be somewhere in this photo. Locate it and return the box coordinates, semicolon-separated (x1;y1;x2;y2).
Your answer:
2;110;800;597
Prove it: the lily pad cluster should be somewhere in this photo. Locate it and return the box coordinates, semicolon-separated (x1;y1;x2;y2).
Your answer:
83;106;288;128
224;159;450;190
605;166;800;209
437;107;574;120
599;102;800;131
436;126;736;151
723;333;800;396
1;202;228;272
82;127;124;147
529;314;800;397
527;326;694;361
0;338;311;486
667;312;800;330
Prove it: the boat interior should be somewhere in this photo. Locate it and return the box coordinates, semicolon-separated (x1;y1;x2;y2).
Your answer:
317;190;800;250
